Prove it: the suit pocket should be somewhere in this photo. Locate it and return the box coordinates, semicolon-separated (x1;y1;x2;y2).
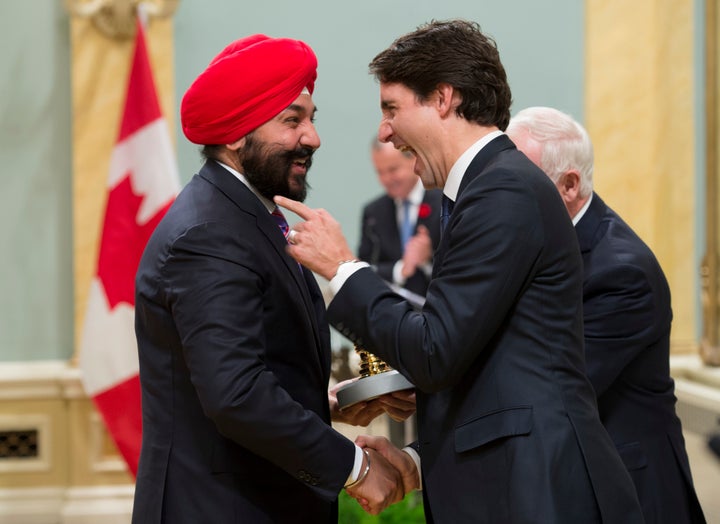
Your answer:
455;406;533;453
615;441;647;471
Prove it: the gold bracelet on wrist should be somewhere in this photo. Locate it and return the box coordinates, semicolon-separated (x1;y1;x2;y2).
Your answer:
344;449;370;489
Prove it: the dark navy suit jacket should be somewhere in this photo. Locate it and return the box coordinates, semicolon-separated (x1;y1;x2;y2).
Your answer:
132;160;354;523
330;135;644;523
357;189;442;296
577;193;705;523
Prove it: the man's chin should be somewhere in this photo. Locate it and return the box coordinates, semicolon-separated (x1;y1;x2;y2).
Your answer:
270;188;306;203
289;190;307;203
287;178;308;202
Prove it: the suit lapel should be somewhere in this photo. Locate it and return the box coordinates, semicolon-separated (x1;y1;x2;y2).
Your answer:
574;193;606;254
433;135;516;273
198;161;326;370
416;191;434;229
378;195;402;259
457;134;517;197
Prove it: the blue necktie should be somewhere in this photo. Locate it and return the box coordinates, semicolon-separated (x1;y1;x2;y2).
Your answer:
441;195;454;233
400;199;413;248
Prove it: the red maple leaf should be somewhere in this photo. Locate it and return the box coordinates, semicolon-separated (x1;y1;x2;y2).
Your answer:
97;173;171;309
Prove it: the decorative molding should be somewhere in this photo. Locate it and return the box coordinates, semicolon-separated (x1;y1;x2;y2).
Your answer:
0;414;51;473
671;339;704;356
671;354;720;435
0;487;65;523
64;0;179;40
0;361;84;400
701;0;720;366
61;485;134;523
0;486;134;524
88;411;127;473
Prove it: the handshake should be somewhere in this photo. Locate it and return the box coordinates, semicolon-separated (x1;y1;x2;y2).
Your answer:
329;379;421;515
345;434;421;515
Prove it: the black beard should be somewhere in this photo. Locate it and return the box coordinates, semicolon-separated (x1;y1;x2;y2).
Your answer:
241;135;313;202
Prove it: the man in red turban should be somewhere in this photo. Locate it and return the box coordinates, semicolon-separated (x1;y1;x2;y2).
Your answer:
133;35;411;523
181;34;318;146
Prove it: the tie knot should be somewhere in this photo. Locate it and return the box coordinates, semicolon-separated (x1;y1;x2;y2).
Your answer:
441;195;454;217
441;196;454;233
271;207;290;239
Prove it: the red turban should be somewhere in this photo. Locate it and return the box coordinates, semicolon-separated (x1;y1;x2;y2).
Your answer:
180;35;317;145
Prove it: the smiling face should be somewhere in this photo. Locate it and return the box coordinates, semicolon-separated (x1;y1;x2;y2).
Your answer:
377;82;444;189
239;93;320;202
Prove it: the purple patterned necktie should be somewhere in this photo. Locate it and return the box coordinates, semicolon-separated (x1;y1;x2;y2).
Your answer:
271;207;290;242
271;207;303;274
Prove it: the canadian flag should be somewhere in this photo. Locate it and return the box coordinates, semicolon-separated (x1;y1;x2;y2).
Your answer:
79;17;180;476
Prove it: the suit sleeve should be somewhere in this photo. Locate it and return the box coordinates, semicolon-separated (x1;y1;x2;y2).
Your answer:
162;223;354;500
331;170;546;392
582;263;663;396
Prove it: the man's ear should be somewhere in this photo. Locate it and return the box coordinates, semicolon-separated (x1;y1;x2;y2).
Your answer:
435;83;461;118
556;170;581;203
227;136;245;151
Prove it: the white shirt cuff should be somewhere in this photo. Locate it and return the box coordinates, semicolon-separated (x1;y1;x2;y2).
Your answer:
392;259;407;286
402;446;422;491
345;444;365;485
329;261;369;297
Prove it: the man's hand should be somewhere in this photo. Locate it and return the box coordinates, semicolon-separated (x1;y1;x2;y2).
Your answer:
273;196;354;280
355;435;421;495
379;389;416;422
329;379;385;426
401;225;433;279
345;447;404;515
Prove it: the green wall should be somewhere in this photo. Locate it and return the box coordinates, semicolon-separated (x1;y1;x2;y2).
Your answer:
0;1;584;361
0;2;73;361
174;0;585;253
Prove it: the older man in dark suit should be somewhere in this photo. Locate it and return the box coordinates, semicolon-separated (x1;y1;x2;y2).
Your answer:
277;19;645;523
132;35;406;524
507;106;706;524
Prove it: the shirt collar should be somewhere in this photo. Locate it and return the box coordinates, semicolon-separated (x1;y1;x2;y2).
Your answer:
444;130;504;202
216;160;275;213
395;178;425;207
572;192;593;226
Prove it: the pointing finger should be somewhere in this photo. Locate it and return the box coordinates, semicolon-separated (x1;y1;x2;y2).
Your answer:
274;196;313;220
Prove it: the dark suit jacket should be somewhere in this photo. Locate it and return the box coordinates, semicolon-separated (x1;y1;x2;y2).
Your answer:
132;160;354;524
578;193;705;523
330;135;644;523
357;189;442;296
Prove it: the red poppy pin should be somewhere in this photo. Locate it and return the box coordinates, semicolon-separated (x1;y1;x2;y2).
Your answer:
418;203;432;219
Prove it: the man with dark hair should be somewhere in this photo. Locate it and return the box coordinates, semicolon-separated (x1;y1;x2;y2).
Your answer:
277;19;645;522
132;35;405;523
